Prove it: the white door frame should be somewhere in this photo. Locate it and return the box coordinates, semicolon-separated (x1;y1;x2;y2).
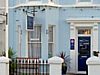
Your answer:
66;18;100;74
76;27;92;74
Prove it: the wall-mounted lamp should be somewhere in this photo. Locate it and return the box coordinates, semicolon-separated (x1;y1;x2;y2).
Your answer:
23;7;38;16
46;29;48;34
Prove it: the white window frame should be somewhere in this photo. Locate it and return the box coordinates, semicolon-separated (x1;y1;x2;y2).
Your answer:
27;25;42;58
48;25;55;58
76;0;93;5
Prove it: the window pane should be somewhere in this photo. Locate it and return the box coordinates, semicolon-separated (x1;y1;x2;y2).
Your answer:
33;26;41;42
48;26;54;58
28;43;41;58
78;29;91;35
48;43;53;58
78;0;91;2
48;26;53;42
28;26;41;42
27;16;34;30
27;26;41;58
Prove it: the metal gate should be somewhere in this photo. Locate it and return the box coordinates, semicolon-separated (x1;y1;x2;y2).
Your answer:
9;58;49;75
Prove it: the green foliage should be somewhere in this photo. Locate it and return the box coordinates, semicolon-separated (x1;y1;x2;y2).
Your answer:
93;51;99;57
8;47;16;72
8;47;16;58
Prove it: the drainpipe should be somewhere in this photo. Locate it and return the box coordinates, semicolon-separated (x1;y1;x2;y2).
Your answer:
5;0;8;57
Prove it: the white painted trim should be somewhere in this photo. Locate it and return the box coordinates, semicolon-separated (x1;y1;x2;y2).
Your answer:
77;71;86;74
28;42;42;43
76;28;92;74
5;25;8;58
77;2;92;5
53;26;56;56
14;3;61;8
93;24;98;52
78;34;91;36
30;38;39;41
69;23;77;73
12;3;100;9
48;25;56;57
76;0;93;5
68;18;99;74
26;31;28;57
67;18;100;23
25;12;28;57
75;26;93;74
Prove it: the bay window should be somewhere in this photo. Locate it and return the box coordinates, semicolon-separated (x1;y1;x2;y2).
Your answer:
27;26;41;58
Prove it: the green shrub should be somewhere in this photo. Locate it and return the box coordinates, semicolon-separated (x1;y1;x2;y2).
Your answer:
8;47;16;58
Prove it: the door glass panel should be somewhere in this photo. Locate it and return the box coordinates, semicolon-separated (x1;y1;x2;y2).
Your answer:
78;29;91;35
78;37;90;56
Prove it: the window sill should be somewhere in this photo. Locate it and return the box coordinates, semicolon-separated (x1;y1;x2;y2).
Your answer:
77;2;92;5
75;2;94;8
28;42;42;43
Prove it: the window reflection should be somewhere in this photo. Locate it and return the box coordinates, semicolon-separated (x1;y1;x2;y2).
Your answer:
78;29;91;35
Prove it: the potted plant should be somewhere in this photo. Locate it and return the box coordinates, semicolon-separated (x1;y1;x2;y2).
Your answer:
93;51;99;57
58;51;70;74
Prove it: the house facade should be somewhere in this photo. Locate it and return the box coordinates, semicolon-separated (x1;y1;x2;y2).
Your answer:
0;0;6;55
9;0;100;74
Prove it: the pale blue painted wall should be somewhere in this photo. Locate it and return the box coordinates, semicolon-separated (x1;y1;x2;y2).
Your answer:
58;8;70;55
8;9;15;48
18;8;27;57
93;0;100;4
9;0;100;59
59;0;100;5
59;0;75;5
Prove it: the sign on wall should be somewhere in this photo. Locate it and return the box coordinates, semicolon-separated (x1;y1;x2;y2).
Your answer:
27;16;34;30
70;39;75;50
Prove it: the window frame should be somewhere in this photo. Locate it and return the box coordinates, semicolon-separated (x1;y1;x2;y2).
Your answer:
26;16;34;31
27;25;42;58
76;0;93;4
48;25;55;58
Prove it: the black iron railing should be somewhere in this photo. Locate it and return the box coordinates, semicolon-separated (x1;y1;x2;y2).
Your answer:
9;58;49;75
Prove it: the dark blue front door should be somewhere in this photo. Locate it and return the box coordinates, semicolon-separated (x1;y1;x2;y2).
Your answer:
78;36;90;71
